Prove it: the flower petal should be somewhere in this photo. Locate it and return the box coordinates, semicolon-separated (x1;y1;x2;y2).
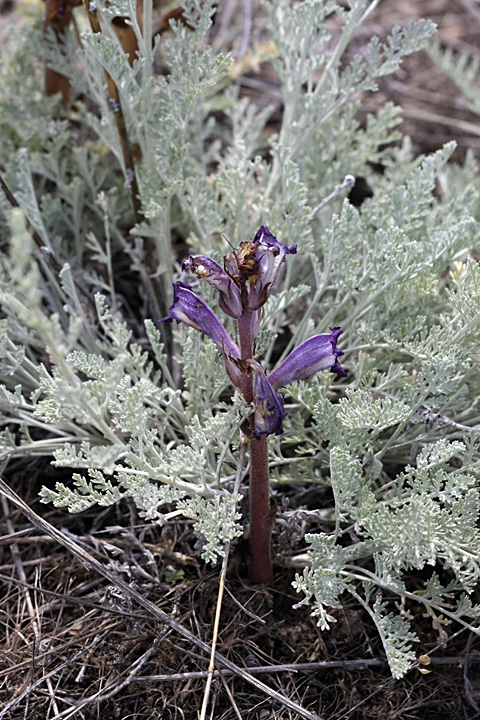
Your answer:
247;359;286;438
253;225;297;262
249;226;297;310
160;282;241;362
182;255;243;319
268;328;347;390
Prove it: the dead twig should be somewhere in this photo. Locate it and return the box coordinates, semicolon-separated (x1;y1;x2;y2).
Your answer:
237;0;252;59
307;174;356;225
132;659;385;682
130;654;478;683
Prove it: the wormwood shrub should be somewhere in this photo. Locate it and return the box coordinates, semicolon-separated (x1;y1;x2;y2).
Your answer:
1;0;480;678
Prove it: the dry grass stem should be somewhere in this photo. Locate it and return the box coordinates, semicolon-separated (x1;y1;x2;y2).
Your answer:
199;438;247;720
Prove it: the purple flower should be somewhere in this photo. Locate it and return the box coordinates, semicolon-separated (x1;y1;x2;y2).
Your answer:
245;360;286;439
224;226;297;311
237;327;347;437
160;282;242;385
268;328;347;390
182;255;243;319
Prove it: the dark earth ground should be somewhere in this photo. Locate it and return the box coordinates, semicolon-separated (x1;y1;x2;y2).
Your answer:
1;1;480;718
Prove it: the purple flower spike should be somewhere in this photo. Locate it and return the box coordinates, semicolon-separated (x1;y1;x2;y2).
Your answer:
247;359;286;439
161;282;241;372
183;255;243;319
268;327;347;390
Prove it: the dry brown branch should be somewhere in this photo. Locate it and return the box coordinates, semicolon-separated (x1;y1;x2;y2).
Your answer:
130;654;479;683
44;0;82;103
44;0;197;105
82;0;142;223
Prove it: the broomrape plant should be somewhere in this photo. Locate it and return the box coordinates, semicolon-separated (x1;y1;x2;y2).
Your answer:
1;0;480;679
161;226;346;583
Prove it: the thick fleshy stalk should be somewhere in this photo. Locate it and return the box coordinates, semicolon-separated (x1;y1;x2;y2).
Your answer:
248;433;275;585
238;308;274;585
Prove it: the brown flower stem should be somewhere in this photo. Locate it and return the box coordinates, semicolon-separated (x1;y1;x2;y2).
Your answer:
83;0;142;223
238;310;273;586
248;434;274;585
